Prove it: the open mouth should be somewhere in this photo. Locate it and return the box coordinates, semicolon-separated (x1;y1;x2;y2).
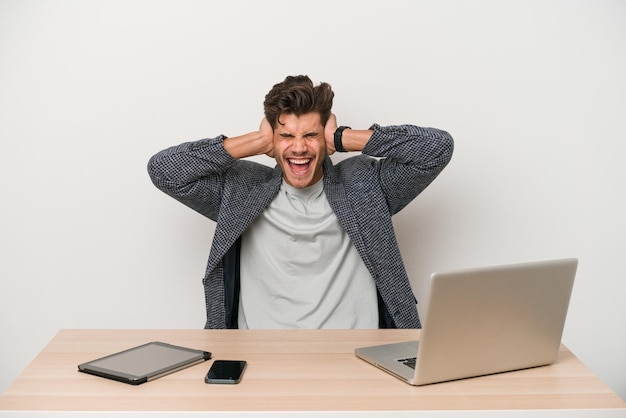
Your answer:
287;158;313;175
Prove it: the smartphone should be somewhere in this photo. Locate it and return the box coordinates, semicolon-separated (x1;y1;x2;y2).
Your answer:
205;360;247;384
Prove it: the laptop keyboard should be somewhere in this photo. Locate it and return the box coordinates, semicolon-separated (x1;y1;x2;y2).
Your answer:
397;357;417;369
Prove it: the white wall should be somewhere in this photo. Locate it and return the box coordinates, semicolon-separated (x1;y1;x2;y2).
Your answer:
1;0;624;401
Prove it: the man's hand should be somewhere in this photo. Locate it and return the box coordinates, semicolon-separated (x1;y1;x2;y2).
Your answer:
326;114;373;153
259;118;274;158
223;119;274;159
324;113;338;155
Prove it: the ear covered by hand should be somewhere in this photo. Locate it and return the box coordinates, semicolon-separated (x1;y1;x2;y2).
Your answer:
324;113;338;155
259;118;274;158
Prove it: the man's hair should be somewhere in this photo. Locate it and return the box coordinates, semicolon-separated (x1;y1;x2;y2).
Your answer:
263;75;334;129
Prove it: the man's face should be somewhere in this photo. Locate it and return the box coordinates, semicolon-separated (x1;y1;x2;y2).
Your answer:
273;112;326;189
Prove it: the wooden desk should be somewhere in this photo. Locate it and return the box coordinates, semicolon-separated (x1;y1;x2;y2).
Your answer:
0;329;624;416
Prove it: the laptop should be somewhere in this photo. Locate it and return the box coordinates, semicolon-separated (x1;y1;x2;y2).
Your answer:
355;258;578;385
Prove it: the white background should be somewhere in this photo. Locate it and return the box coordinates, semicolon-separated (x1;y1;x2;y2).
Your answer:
1;0;624;401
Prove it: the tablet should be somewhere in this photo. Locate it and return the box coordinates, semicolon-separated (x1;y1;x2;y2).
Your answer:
78;341;212;385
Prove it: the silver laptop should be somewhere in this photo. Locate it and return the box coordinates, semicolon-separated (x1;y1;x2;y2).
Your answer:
355;258;578;385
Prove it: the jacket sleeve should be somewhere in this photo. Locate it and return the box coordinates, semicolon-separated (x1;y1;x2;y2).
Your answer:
147;135;237;221
361;124;454;215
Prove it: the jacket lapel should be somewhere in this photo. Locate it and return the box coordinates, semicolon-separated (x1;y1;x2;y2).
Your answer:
322;158;373;273
206;167;283;272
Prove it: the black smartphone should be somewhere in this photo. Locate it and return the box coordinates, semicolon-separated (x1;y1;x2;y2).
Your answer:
205;360;247;384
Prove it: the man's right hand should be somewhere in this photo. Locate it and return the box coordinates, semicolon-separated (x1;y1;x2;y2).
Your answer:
223;119;274;159
259;118;274;158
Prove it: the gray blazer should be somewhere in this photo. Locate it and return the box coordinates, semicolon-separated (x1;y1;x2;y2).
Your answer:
148;124;453;329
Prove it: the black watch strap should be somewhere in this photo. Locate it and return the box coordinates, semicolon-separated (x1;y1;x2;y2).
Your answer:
334;126;351;152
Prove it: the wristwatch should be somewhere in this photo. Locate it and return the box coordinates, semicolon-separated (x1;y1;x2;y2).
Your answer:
334;126;351;152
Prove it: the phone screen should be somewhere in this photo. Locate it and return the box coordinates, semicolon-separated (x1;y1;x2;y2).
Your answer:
205;360;247;384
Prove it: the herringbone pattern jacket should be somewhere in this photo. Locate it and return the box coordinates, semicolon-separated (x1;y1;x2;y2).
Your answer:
148;124;453;329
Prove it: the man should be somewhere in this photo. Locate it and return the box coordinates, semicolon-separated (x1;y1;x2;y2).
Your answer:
148;75;453;329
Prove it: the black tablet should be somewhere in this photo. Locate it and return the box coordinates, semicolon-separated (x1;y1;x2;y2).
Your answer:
78;341;211;385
